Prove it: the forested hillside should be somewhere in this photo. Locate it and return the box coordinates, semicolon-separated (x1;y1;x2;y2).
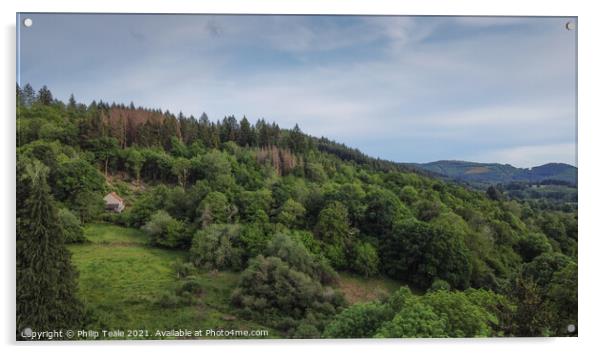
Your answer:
415;161;577;186
16;84;577;338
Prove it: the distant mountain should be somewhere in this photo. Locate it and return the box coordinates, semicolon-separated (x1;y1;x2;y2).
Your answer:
411;160;577;186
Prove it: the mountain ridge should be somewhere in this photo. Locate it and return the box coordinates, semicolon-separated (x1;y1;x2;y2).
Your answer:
410;160;577;186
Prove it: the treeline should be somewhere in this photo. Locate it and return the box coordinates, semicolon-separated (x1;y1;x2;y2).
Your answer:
16;84;577;338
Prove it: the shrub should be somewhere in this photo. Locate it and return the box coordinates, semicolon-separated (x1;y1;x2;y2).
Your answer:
323;302;392;338
231;256;342;323
174;261;197;279
428;279;451;292
190;224;244;270
515;233;553;262
351;242;379;276
375;300;447;338
265;233;338;285
58;208;85;243
142;210;187;248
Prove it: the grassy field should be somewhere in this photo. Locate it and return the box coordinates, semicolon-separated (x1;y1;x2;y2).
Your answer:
69;223;275;339
337;272;403;304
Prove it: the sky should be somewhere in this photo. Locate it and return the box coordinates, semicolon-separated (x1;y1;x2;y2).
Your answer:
17;14;577;167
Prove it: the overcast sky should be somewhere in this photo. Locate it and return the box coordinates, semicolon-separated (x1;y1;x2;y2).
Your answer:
17;14;577;167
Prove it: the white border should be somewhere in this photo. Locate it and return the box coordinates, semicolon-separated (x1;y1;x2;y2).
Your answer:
2;1;600;354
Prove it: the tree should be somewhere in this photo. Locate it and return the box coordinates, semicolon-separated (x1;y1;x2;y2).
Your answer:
51;157;105;204
323;302;391;338
72;190;105;223
352;242;379;276
315;201;356;269
198;191;232;227
190;224;244;270
314;201;351;246
123;148;144;184
17;160;83;336
547;263;577;335
236;189;272;223
171;157;191;188
423;290;495;337
400;185;419;204
288;123;306;153
265;233;338;285
142;210;187;248
197;150;234;191
362;187;410;238
380;220;472;290
21;83;36;107
231;255;343;329
516;233;553;262
486;185;503;201
375;300;447;338
89;137;119;177
276;198;306;229
57;208;85;243
238;116;255;147
37;85;53;105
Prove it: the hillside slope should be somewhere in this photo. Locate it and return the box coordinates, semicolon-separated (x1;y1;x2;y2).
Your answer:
414;160;577;186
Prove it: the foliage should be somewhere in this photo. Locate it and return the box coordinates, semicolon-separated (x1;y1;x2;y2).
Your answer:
351;242;379;276
190;224;244;271
17;160;83;336
380;220;472;290
142;210;187;248
16;86;578;338
58;208;86;243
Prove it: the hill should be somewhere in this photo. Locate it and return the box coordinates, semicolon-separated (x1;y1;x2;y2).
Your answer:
16;84;578;338
413;160;577;186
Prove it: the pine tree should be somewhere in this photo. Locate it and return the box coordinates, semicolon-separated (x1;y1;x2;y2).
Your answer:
37;85;54;105
16;160;83;337
288;123;306;153
238;116;254;147
22;83;36;107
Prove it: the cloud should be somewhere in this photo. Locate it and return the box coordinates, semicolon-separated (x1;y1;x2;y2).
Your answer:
19;15;576;166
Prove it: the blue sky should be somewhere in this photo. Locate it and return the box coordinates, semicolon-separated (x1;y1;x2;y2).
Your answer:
17;14;577;167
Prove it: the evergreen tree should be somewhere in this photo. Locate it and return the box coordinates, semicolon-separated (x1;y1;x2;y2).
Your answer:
21;83;36;107
16;160;83;337
238;116;254;147
288;123;306;153
37;85;54;105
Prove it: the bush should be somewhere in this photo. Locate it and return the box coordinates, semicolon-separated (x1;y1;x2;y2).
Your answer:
156;292;180;308
375;300;447;338
231;256;343;325
423;290;495;337
142;210;187;248
176;276;204;296
198;191;232;226
323;302;391;338
58;208;85;243
515;233;553;262
174;261;197;279
428;279;451;292
351;242;379;276
265;233;338;285
190;224;244;270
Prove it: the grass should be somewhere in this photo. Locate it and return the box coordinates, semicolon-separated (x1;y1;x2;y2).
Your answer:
337;272;403;304
69;223;276;339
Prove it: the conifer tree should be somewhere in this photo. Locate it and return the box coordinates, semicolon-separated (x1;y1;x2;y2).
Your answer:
17;160;83;337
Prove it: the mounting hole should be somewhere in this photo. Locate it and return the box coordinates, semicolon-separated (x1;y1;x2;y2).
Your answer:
567;324;576;333
565;21;576;31
23;18;33;28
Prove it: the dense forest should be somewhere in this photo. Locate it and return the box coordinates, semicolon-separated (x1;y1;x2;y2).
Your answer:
16;84;577;339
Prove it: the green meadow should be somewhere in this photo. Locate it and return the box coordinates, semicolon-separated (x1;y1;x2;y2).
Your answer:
69;223;275;339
